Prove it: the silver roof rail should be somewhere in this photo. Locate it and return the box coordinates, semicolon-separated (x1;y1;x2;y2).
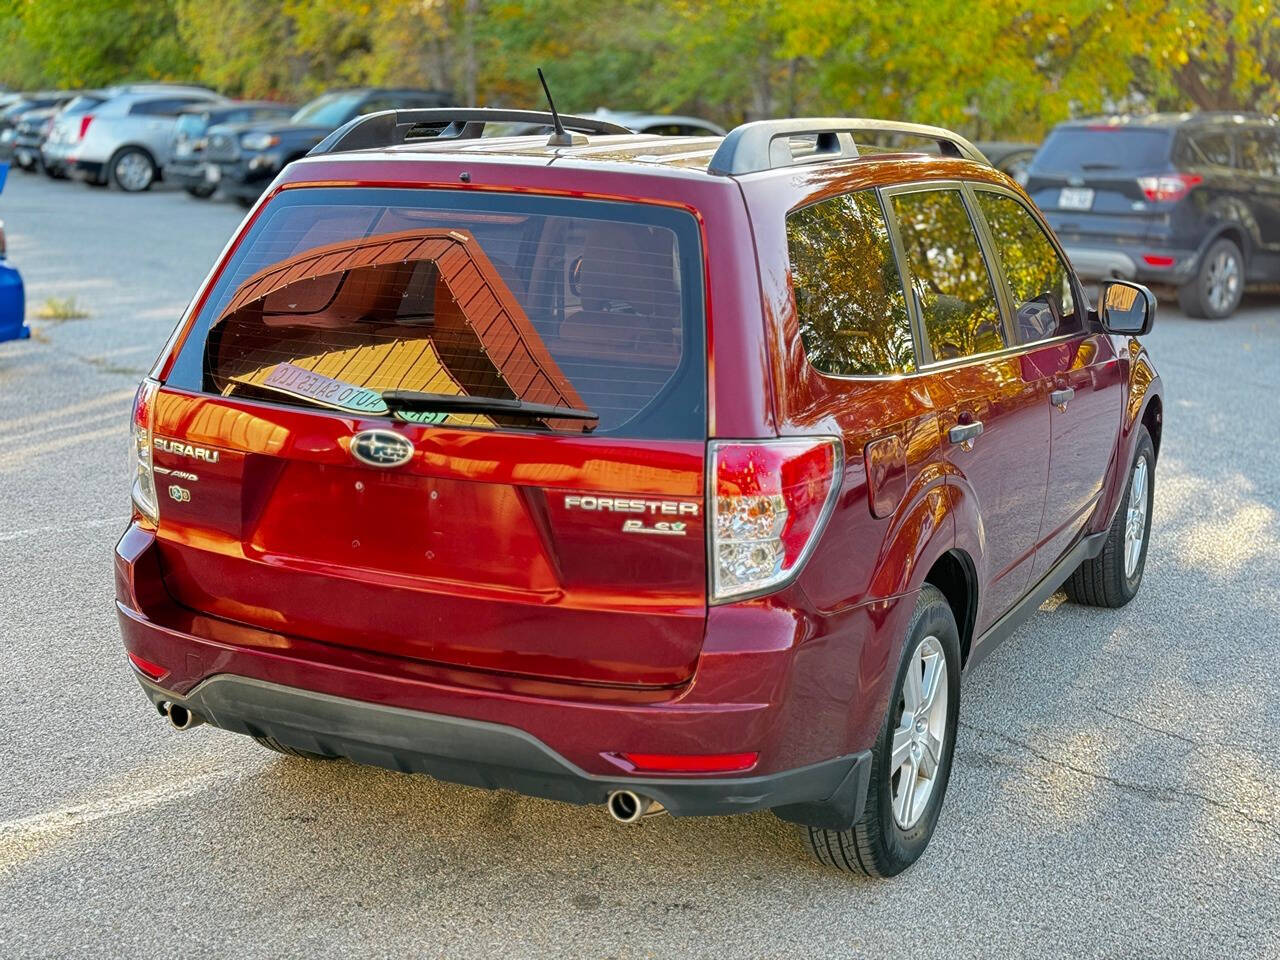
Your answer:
310;108;634;156
707;118;989;176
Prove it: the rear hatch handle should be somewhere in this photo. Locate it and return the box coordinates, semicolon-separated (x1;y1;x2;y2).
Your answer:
381;390;600;423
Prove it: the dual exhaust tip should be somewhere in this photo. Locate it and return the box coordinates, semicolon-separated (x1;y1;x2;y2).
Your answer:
158;701;204;731
606;789;666;824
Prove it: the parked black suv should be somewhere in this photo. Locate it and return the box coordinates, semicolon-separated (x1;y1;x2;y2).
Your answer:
205;88;454;205
1026;113;1280;318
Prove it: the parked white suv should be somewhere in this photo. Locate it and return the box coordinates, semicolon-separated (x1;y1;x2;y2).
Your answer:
66;87;222;191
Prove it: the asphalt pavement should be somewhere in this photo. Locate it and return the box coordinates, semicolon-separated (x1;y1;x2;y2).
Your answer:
0;172;1277;959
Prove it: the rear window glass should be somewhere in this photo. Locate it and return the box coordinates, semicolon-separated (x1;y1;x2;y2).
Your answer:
166;188;706;440
1029;128;1171;173
787;189;914;376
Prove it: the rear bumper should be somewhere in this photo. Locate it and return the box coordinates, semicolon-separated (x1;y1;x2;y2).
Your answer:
1061;244;1199;284
213;156;278;199
116;523;899;827
134;671;870;824
165;160;212;190
68;159;105;183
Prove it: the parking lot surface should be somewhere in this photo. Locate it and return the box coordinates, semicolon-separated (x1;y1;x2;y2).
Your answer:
1;173;1277;959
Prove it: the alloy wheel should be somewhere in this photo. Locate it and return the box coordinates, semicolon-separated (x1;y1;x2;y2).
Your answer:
1205;248;1240;315
889;634;949;830
114;152;153;191
1124;454;1149;579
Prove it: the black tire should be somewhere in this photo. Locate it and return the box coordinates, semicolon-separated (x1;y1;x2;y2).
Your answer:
252;735;335;761
1177;237;1244;319
108;146;157;192
184;183;216;199
807;584;961;877
234;194;256;208
43;164;66;180
1064;427;1155;608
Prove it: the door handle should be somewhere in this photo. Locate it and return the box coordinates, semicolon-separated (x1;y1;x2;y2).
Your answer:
948;421;984;449
1050;387;1075;410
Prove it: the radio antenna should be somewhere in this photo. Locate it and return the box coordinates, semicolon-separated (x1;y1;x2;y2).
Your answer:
537;67;584;147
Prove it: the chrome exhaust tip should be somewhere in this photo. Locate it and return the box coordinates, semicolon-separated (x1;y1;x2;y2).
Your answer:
165;703;204;731
606;790;666;824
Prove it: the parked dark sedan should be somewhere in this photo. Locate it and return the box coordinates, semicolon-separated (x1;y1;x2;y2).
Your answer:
207;88;453;205
167;101;296;198
975;141;1038;182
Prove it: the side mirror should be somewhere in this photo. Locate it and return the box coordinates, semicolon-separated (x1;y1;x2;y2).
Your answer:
1098;280;1155;336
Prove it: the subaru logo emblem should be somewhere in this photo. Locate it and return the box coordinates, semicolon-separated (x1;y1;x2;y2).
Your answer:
350;429;414;468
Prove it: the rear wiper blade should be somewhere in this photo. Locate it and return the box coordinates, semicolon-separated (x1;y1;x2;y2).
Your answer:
380;390;599;422
1079;163;1118;170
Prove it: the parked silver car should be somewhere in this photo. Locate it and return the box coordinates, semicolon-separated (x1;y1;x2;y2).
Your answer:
63;86;222;191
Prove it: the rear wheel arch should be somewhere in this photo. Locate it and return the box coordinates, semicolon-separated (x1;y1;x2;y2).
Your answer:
1211;224;1249;266
923;550;978;666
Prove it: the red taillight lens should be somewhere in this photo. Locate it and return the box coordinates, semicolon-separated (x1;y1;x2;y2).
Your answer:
78;114;94;140
1138;173;1201;203
710;437;842;601
1142;254;1176;267
618;752;759;773
127;651;167;680
130;378;160;525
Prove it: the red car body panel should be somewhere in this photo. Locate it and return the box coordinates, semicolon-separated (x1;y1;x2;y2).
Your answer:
116;140;1163;817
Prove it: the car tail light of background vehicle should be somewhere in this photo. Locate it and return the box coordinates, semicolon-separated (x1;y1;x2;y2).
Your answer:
1142;254;1177;268
1137;173;1202;203
709;437;842;602
130;378;160;524
78;115;94;140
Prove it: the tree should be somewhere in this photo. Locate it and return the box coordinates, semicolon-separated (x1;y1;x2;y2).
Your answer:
16;0;192;87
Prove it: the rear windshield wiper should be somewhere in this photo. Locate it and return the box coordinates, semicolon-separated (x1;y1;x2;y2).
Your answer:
1079;163;1119;170
381;390;599;422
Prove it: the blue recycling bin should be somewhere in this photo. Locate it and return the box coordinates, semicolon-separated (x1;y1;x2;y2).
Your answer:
0;160;29;343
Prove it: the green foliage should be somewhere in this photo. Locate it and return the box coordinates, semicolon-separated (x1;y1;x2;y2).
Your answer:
1;0;1277;137
13;0;192;87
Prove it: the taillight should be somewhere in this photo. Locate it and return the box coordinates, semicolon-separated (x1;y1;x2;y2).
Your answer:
78;114;94;140
709;437;842;602
130;378;160;525
1138;173;1202;203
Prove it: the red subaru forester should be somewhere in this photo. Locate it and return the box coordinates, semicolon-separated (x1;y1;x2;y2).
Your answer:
117;110;1163;876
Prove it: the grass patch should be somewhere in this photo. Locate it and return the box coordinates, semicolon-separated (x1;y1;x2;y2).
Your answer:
35;296;90;321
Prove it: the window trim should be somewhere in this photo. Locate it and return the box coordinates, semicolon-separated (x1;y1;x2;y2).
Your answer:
783;186;921;381
880;179;1013;368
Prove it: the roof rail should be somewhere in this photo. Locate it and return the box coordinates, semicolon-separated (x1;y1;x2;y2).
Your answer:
310;108;634;156
707;118;989;176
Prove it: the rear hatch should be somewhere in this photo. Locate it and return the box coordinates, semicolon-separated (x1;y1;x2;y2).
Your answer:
153;186;708;688
1024;125;1174;244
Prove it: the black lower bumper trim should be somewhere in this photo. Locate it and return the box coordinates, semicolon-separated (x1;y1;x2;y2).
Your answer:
137;674;871;827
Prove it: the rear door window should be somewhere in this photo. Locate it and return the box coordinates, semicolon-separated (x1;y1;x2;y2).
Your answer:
166;188;706;440
889;188;1006;362
974;190;1082;344
1183;130;1233;167
786;189;915;376
1237;129;1280;177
